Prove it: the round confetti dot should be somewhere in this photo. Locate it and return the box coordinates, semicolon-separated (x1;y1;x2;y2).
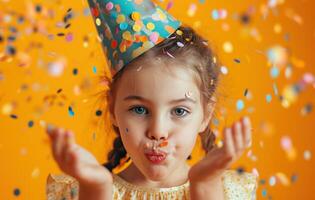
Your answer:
95;110;102;116
131;12;141;21
220;66;228;75
28;120;34;128
133;24;141;32
176;41;184;47
95;18;101;26
13;188;21;196
303;150;311;160
119;22;128;30
281;136;292;151
266;94;272;103
92;66;97;74
187;3;197;17
149;32;159;43
111;40;118;48
269;176;276;186
270;66;279;78
73;68;78;75
146;22;155;31
122;31;132;41
106;2;114;11
212;9;219;20
223;41;233;53
116;14;125;24
236;99;245;111
176;30;183;35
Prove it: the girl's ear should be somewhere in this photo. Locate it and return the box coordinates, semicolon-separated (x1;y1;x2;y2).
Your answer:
108;91;118;127
198;100;216;133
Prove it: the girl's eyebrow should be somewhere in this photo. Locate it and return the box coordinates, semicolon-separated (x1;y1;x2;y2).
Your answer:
123;95;196;104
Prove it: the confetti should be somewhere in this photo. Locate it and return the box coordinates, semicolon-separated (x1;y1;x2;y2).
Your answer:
223;41;233;53
13;188;21;196
28;120;34;128
266;94;272;103
95;110;102;116
68;106;74;117
220;66;228;75
187;3;197;17
236;99;245;111
303;150;311;160
234;58;241;63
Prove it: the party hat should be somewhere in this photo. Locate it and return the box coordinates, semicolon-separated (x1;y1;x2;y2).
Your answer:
87;0;181;77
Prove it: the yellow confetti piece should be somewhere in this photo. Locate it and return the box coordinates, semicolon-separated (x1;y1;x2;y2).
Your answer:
146;22;155;31
122;31;132;41
223;41;233;53
275;172;290;186
131;12;141;21
116;14;125;24
95;18;101;26
133;24;141;32
176;30;183;35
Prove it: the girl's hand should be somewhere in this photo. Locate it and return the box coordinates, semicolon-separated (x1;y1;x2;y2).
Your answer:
188;116;252;184
46;125;113;188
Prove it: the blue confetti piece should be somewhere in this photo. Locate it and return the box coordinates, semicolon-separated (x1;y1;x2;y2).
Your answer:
13;188;21;196
119;22;128;30
262;189;267;197
73;68;78;75
68;106;75;117
28;120;34;128
212;10;219;20
270;66;279;78
92;66;97;74
266;94;272;103
236;99;245;111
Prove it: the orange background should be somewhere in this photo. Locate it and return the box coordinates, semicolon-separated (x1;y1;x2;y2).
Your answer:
0;0;314;199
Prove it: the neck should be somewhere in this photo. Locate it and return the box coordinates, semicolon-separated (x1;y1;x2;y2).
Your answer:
117;161;190;188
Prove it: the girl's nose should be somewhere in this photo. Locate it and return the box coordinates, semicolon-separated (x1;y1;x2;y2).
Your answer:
147;116;168;140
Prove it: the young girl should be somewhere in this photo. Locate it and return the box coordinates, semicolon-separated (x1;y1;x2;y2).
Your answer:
46;0;257;199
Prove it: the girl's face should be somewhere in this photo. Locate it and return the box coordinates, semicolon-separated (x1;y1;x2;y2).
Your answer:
110;58;212;181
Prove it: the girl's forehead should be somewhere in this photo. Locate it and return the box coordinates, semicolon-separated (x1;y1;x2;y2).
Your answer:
116;61;201;101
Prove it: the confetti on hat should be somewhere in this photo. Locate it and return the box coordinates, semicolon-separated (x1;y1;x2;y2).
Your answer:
87;0;181;77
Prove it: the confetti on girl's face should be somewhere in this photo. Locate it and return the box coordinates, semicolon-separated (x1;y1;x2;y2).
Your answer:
158;140;168;147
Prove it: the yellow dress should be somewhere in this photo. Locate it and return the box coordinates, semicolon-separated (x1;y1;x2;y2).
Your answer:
46;170;257;200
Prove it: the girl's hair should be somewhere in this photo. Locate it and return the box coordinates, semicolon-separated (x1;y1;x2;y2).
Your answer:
102;25;221;172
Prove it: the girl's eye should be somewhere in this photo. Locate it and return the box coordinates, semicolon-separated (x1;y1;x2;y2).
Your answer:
129;106;148;115
129;106;190;117
173;108;190;117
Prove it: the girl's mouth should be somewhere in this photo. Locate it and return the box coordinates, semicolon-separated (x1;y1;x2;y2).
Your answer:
145;152;167;164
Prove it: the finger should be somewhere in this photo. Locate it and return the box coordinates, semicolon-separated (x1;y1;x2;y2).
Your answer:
60;130;71;163
53;128;66;162
242;116;252;148
223;127;235;160
232;121;244;154
62;130;76;163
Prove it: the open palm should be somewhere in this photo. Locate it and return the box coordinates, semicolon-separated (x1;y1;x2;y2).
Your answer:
188;117;252;183
47;125;113;187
